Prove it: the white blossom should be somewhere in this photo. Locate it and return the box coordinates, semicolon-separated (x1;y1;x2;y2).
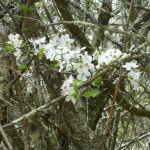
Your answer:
33;37;46;45
14;48;22;59
59;34;74;48
61;75;76;104
65;96;76;104
122;61;139;70
72;52;95;81
92;49;99;61
49;34;59;47
77;72;88;81
29;37;46;53
8;34;23;59
95;49;123;65
128;69;141;90
44;44;56;61
8;34;23;48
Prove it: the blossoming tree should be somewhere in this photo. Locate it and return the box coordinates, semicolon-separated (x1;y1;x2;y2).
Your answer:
0;0;150;150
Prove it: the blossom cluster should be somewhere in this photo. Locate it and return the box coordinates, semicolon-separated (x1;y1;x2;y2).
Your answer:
72;51;95;81
93;49;126;69
61;75;76;104
7;33;141;103
29;34;95;81
8;34;23;59
122;61;140;90
29;34;74;60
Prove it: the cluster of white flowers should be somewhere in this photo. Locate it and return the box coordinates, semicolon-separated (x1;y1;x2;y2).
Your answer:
8;34;23;59
93;49;126;69
29;37;46;53
30;34;95;82
73;51;95;81
128;70;140;90
44;34;74;61
61;75;76;104
28;34;96;103
29;34;75;61
122;61;140;90
8;34;142;103
122;61;139;70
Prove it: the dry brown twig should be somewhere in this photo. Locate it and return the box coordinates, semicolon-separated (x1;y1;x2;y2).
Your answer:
98;68;124;149
0;123;14;150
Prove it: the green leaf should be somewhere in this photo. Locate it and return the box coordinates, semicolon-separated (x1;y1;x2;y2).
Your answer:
19;5;36;12
21;28;27;32
91;89;100;97
39;48;45;53
82;91;93;97
132;122;139;125
73;84;78;94
34;2;41;6
95;52;100;57
82;89;100;98
74;80;83;86
19;64;28;70
113;68;117;72
28;7;36;11
92;77;102;88
19;5;28;11
4;45;14;55
117;106;123;110
71;93;79;101
74;94;79;101
38;54;43;60
50;63;59;68
72;84;79;101
93;77;102;84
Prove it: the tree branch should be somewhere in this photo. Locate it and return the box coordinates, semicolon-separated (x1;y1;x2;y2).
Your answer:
54;0;93;53
2;41;150;129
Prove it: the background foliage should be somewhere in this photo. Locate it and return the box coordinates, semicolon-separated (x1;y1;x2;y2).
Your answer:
0;0;150;150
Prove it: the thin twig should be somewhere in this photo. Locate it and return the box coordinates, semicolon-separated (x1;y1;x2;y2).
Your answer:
123;0;134;52
0;97;17;107
42;4;57;34
0;123;14;150
0;65;41;91
98;67;124;149
0;0;25;41
0;13;43;25
118;115;132;149
9;55;34;87
45;20;127;35
2;96;65;128
116;132;150;150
